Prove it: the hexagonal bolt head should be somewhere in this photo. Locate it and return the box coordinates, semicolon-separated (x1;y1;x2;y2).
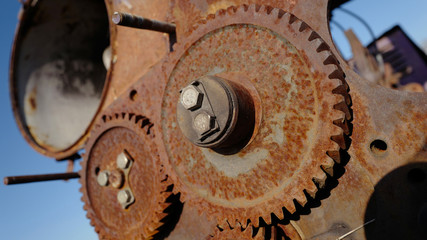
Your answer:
97;171;109;187
193;112;214;135
180;84;204;110
116;152;131;170
117;189;132;205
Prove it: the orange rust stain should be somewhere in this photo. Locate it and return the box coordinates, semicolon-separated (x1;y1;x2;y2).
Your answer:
30;96;36;110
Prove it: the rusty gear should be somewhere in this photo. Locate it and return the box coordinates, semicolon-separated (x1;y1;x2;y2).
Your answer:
213;221;304;240
160;4;351;228
79;113;174;239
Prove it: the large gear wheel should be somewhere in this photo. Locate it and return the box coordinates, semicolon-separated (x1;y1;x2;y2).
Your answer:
160;4;351;229
79;113;176;239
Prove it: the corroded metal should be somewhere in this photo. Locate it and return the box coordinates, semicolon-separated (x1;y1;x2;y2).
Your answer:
79;113;175;239
7;0;427;239
3;172;79;185
9;0;171;159
160;5;350;228
112;11;176;34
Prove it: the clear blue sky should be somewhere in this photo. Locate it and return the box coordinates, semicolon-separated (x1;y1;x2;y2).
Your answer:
1;1;427;239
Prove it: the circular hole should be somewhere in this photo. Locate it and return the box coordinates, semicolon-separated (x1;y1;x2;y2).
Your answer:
129;90;138;101
95;167;100;176
12;0;110;152
408;168;426;183
370;139;387;155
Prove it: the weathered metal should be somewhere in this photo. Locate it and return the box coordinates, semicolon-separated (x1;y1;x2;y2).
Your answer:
3;172;80;185
176;76;255;152
7;0;427;239
79;113;175;239
112;11;176;34
9;0;171;159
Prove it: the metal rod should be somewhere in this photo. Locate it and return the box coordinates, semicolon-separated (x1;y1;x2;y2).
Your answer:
112;11;176;34
4;172;80;185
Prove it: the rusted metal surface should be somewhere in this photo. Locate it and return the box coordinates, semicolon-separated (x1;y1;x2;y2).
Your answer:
159;4;350;228
9;0;171;159
3;172;80;185
79;113;175;239
8;0;427;239
112;11;176;34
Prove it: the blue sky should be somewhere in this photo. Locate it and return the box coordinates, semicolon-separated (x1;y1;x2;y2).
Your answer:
1;1;427;239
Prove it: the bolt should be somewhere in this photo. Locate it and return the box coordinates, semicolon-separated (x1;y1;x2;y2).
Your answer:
97;171;109;186
193;112;214;135
180;84;204;110
117;189;132;205
117;152;131;169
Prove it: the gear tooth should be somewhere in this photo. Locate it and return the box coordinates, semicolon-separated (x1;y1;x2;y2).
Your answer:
298;21;310;32
263;214;273;225
247;4;257;13
274;207;285;220
321;163;334;177
323;53;340;66
308;31;321;41
257;4;266;13
305;183;317;199
334;101;352;121
288;14;298;24
331;133;348;150
294;190;308;207
216;8;227;17
313;172;328;189
226;5;237;14
270;8;280;18
317;42;330;53
328;145;345;161
282;199;297;214
328;67;346;82
251;216;261;228
333;118;350;135
332;85;351;105
226;219;238;229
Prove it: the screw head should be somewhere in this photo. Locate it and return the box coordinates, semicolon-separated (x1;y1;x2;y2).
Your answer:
117;152;131;169
97;171;109;186
117;189;132;205
180;84;203;110
193;112;214;135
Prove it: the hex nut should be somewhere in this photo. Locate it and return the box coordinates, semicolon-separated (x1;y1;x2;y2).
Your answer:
117;189;132;204
180;84;203;110
97;171;109;187
116;152;131;169
193;112;214;135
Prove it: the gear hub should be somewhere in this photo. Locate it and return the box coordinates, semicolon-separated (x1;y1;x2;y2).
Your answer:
177;75;255;154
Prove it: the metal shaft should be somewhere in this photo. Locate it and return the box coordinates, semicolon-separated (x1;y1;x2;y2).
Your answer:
112;12;176;34
4;172;80;185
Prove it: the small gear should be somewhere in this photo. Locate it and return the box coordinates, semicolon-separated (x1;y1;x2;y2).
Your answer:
79;113;176;239
160;4;351;228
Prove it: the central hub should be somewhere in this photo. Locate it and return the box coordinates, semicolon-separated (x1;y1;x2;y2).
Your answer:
176;75;255;154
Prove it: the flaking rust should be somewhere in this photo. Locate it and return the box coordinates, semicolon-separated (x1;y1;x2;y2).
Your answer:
7;0;427;239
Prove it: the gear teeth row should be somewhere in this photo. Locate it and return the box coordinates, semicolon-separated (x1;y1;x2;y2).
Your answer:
168;4;352;237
